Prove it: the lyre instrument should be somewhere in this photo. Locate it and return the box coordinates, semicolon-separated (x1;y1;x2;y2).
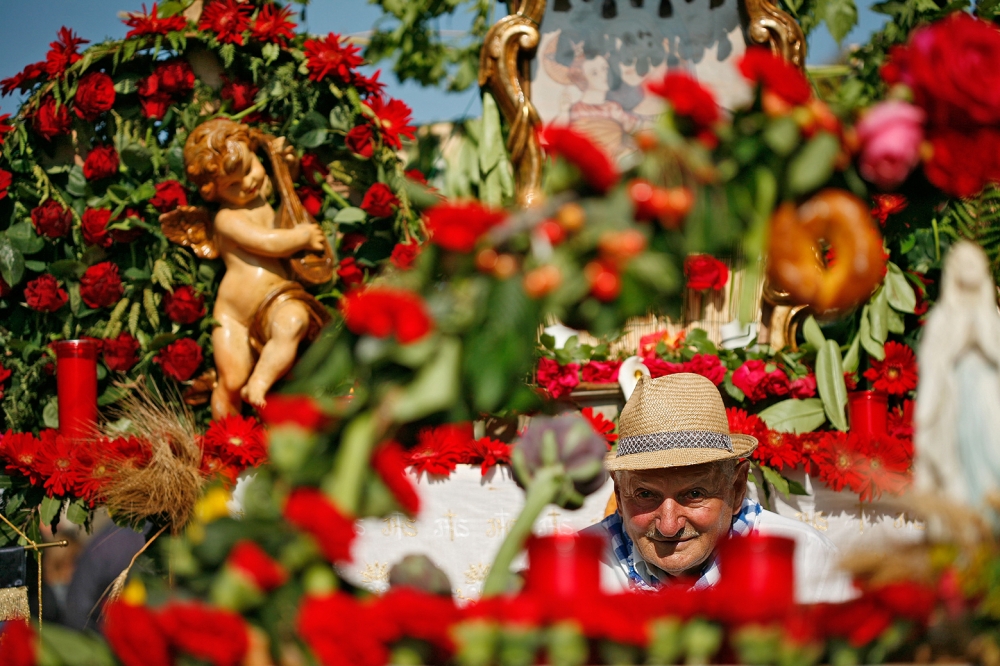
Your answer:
255;131;336;285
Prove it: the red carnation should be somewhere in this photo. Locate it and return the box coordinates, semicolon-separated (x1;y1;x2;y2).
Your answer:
345;124;375;158
0;169;11;200
467;436;512;476
0;620;37;666
163;285;206;324
32;97;72;141
258;394;333;430
154;337;203;381
227;540;288;591
198;0;252;45
104;601;171;666
738;47;812;106
81;208;113;248
44;27;87;78
31;198;74;238
297;592;388;666
102;332;140;372
646;71;719;130
424;201;506;253
83;145;120;181
79;261;123;309
406;423;472;476
123;3;188;38
684;254;728;291
158;601;249;666
372;442;421;514
360;183;399;218
150;180;189;212
539;124;619;193
340;287;433;344
204;415;267;468
390;241;420;270
24;274;68;312
863;341;918;395
250;3;296;45
368;95;416;150
73;71;116;121
303;33;364;84
732;359;790;402
220;78;258;112
536;357;579;399
283;487;357;562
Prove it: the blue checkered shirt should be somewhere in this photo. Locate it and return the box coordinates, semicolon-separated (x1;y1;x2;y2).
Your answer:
601;497;763;591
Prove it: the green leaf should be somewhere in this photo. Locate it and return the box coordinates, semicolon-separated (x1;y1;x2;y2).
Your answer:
824;0;859;43
786;132;840;197
43;399;59;429
884;262;917;313
66;500;89;525
859;305;885;360
40;622;116;666
333;207;367;224
625;252;680;293
391;337;462;423
869;288;890;344
120;142;153;175
757;398;827;433
113;73;142;94
786;477;809;495
40;496;63;525
816;339;849;431
842;333;861;373
763;116;801;156
0;234;25;286
887;306;905;334
48;260;88;279
479;92;504;175
761;465;790;497
802;315;826;349
295;128;329;149
6;221;44;255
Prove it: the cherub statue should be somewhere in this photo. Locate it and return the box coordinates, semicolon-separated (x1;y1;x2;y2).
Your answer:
160;118;334;419
914;241;1000;513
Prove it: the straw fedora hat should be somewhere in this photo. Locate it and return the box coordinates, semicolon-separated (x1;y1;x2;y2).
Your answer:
605;373;757;471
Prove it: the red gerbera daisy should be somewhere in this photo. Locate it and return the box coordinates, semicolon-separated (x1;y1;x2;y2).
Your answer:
581;407;618;449
467;437;512;476
353;69;386;98
726;407;768;440
850;432;912;502
204;415;267;468
1;62;46;96
0;113;14;144
38;430;78;497
0;169;11;201
0;430;45;485
752;430;803;471
372;441;421;514
888;400;914;440
250;3;296;45
44;27;88;78
105;435;153;469
77;449;114;505
406;423;472;476
124;3;188;39
863;341;918;395
813;431;864;494
303;33;364;84
870;193;908;227
198;0;252;45
368;95;416;150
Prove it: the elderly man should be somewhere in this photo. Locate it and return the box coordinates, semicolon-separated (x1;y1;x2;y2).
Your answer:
582;373;854;603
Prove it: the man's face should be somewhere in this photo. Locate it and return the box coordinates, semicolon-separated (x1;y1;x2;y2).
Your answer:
614;461;748;578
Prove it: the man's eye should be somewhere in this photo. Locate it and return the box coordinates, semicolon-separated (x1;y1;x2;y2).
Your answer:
635;489;654;499
687;489;705;500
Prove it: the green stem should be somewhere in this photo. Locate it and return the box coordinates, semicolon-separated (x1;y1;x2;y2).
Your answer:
327;412;377;515
481;467;563;597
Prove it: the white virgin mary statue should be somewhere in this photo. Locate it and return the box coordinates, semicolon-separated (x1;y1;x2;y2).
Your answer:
914;241;1000;511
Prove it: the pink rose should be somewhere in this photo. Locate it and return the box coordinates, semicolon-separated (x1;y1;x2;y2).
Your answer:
581;360;621;384
789;374;817;399
732;359;790;401
536;357;579;399
644;357;686;379
856;101;925;190
682;353;726;386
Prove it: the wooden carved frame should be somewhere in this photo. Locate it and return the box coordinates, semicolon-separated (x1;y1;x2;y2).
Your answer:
479;0;805;208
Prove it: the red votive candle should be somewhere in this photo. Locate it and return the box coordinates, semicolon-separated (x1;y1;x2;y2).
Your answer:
848;390;889;435
53;339;99;440
718;533;795;623
524;533;604;598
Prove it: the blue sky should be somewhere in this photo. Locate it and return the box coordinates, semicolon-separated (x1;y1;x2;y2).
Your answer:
0;0;885;124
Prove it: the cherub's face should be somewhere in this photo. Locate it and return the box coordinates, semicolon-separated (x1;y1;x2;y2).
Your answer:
215;152;266;207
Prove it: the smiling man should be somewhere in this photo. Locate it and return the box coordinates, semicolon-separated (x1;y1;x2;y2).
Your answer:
581;373;854;603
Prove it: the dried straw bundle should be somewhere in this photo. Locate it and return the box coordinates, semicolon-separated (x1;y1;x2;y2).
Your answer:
100;382;206;535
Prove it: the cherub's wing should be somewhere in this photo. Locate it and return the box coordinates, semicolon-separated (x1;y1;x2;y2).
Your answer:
159;205;218;259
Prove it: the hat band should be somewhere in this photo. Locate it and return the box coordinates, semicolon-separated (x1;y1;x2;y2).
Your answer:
616;430;734;457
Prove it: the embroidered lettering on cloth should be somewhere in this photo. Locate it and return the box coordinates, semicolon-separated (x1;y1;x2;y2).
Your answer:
603;497;763;591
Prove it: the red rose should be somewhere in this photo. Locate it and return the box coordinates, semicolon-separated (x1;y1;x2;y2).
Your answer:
733;359;790;402
139;93;171;120
360;182;398;218
83;145;120;181
296;185;323;217
24;274;68;312
684;254;729;291
538;124;619;193
390;241;420;270
887;13;1000;129
336;257;365;287
924;127;1000;198
156;60;195;96
32;96;72;141
104;601;171;666
110;210;144;244
537;357;580;399
646;71;720;130
154;338;203;381
345;124;375;158
220;78;258;112
150;180;189;212
0;169;11;200
738;47;812;106
74;71;115;121
424;201;506;253
81;208;113;248
157;601;249;666
581;359;620;384
102;332;140;372
227;540;288;592
163;285;206;324
79;262;123;309
789;374;817;398
340;232;366;253
299;153;329;185
30;200;72;238
340;287;433;344
682;353;726;386
405;168;428;185
257;394;333;430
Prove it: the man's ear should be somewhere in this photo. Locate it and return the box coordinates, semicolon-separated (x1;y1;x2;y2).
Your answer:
731;459;750;516
612;471;622;515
